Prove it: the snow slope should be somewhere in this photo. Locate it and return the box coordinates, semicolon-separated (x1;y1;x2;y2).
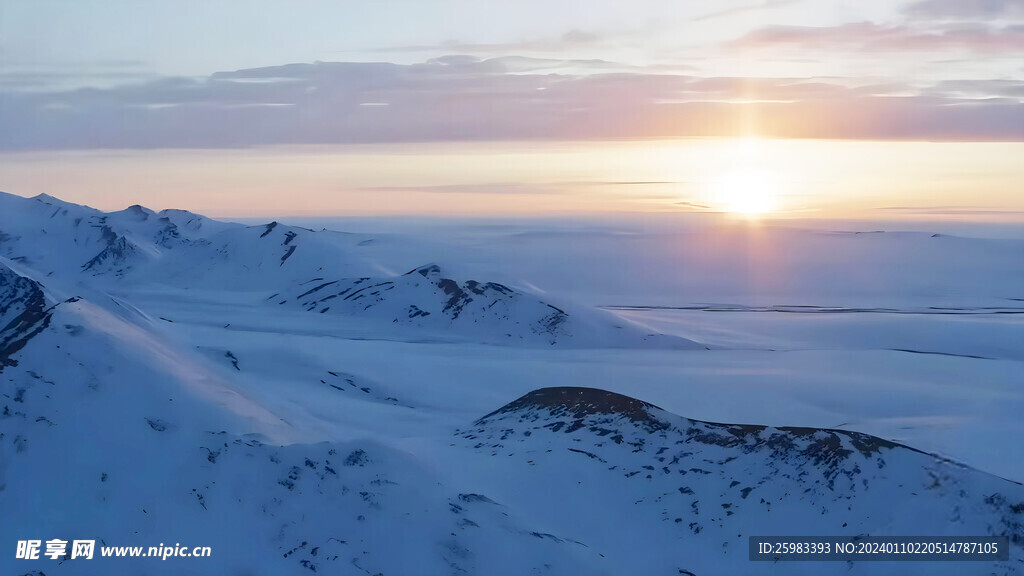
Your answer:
0;192;695;348
0;263;54;369
283;263;699;347
458;387;1024;574
1;190;1022;574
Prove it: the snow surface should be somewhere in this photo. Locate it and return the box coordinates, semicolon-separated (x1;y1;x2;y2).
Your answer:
1;190;1022;575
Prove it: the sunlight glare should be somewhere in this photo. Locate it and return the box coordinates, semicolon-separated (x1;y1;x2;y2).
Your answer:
713;170;779;215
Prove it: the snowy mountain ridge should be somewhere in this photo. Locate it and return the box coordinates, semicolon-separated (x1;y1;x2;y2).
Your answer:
1;190;1021;575
458;387;1024;574
0;191;695;348
0;263;55;369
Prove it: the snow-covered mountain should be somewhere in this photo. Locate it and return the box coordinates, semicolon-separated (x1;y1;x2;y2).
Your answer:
0;193;232;279
458;387;1024;574
284;263;699;347
4;327;1021;575
0;263;55;369
0;191;694;347
1;190;1021;575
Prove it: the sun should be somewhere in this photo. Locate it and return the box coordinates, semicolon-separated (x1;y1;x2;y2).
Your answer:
712;170;779;215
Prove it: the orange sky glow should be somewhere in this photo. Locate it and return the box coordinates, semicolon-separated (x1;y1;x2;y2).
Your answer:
2;139;1021;220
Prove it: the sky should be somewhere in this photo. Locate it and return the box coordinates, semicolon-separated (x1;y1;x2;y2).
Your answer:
1;0;1023;219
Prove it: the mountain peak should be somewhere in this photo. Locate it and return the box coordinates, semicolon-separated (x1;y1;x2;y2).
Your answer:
407;263;442;280
157;208;198;217
28;192;89;211
32;193;67;205
470;387;915;462
478;387;667;430
115;204;156;220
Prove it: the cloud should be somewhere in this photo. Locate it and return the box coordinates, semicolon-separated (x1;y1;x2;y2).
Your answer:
358;183;564;195
729;21;1024;53
691;0;801;23
904;0;1024;20
2;57;1023;150
596;181;681;186
369;29;608;57
674;201;713;210
0;59;154;92
877;206;1024;215
363;181;685;196
930;78;1024;98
